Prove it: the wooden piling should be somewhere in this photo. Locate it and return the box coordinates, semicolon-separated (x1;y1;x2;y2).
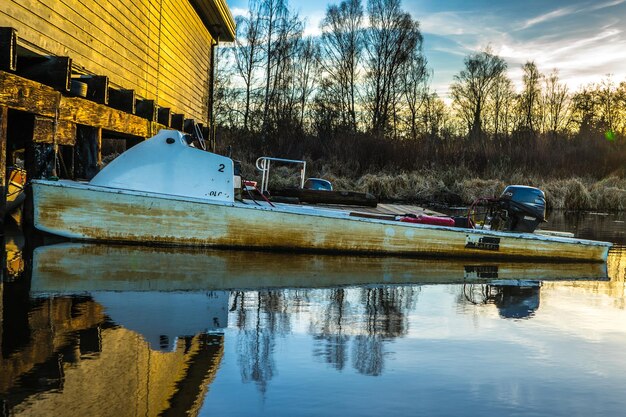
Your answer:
183;118;196;134
75;126;101;180
0;106;7;220
32;116;76;145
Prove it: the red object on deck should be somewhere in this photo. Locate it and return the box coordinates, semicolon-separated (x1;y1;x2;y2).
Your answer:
399;214;456;227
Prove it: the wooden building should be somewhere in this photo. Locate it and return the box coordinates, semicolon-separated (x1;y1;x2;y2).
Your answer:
0;0;235;217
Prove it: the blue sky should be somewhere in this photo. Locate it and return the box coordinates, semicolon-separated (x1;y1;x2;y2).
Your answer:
227;0;626;98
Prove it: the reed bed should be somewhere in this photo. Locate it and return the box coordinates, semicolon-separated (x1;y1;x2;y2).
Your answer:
238;155;625;211
308;169;625;211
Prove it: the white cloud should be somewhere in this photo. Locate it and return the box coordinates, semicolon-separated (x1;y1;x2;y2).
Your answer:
519;0;626;31
301;10;325;37
419;11;486;37
588;0;626;12
519;6;578;30
415;2;626;97
230;7;249;18
493;26;626;92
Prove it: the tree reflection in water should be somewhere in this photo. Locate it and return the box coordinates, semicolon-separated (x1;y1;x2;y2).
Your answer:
232;290;292;394
351;286;419;375
312;289;350;371
231;285;420;383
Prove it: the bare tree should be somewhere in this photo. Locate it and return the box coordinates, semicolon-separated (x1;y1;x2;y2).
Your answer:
214;45;240;128
233;3;264;130
598;75;618;134
402;48;429;140
450;49;507;140
423;93;448;139
319;0;364;132
518;61;542;135
364;0;423;136
293;36;319;132
542;69;571;137
487;73;514;138
259;0;304;138
260;0;288;134
312;77;344;139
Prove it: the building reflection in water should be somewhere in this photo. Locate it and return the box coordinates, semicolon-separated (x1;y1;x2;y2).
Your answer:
0;286;225;417
1;241;226;416
1;239;622;413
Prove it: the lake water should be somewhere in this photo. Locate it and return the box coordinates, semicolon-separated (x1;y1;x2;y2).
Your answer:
1;211;624;417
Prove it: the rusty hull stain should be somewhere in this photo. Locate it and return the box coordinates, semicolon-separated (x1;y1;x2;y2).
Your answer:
33;182;610;262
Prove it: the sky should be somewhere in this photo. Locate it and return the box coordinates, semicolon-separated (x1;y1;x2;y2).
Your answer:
226;0;626;99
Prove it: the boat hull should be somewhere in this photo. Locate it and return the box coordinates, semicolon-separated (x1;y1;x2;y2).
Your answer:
32;180;611;262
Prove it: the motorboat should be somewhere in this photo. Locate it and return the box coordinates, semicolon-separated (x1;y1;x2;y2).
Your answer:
31;130;612;262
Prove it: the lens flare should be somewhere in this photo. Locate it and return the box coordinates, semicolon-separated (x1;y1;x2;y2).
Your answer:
605;130;616;141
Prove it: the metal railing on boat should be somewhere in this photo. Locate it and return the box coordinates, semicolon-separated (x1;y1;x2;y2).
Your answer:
255;156;306;193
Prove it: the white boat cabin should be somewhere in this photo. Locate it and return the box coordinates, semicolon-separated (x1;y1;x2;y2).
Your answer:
90;130;234;203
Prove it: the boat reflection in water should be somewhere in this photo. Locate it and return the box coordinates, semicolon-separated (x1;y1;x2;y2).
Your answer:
31;243;609;292
1;242;619;416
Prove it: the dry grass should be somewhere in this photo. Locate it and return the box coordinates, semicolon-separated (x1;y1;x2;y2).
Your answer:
455;179;507;203
542;179;591;210
589;177;626;211
245;162;626;211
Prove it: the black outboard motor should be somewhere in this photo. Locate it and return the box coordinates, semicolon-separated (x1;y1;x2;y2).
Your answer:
497;185;546;233
493;282;541;319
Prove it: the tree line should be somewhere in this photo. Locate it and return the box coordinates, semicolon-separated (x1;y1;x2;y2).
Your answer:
215;0;625;179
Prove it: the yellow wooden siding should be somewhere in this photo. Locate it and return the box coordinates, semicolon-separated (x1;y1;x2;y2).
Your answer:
0;0;215;122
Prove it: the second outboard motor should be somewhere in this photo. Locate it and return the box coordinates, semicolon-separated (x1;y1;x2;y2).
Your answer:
497;185;546;233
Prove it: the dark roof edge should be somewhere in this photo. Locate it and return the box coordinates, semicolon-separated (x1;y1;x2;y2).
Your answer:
189;0;236;43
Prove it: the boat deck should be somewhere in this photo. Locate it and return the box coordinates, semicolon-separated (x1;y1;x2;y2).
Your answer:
346;202;443;217
255;200;444;218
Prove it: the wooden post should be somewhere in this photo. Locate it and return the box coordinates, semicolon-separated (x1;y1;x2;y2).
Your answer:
74;125;101;180
32;116;76;145
158;107;171;127
0;27;17;72
95;127;102;171
82;75;109;105
0;106;7;221
136;99;156;121
171;113;184;131
109;88;136;114
16;56;72;92
183;118;196;134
